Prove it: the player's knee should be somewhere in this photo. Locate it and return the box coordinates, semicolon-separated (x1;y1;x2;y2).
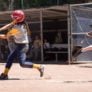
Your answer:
19;62;33;68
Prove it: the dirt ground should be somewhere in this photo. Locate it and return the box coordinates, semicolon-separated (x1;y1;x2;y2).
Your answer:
0;62;92;92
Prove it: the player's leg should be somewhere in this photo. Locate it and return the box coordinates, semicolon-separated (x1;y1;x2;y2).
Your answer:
72;46;82;57
0;49;18;80
17;44;44;77
72;45;92;58
81;45;92;52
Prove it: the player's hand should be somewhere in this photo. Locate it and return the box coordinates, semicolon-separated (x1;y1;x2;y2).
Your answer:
12;20;18;24
13;16;22;24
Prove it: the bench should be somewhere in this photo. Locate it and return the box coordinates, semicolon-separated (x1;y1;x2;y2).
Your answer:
45;51;68;63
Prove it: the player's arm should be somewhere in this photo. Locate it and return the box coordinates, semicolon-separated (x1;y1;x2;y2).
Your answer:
0;20;17;31
0;34;7;39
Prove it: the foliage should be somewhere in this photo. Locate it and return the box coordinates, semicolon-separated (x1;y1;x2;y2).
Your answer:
0;0;85;11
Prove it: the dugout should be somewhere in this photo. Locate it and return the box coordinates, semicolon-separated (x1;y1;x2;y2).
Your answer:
0;5;70;64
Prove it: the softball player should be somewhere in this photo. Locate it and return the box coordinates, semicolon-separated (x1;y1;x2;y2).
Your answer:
72;32;92;57
0;10;44;80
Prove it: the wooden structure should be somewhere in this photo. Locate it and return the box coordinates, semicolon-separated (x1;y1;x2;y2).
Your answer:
0;5;70;63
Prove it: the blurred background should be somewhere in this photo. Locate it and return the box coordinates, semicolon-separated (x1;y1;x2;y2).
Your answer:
0;0;90;11
0;0;91;64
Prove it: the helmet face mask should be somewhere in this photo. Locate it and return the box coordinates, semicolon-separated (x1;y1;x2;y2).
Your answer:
11;10;25;23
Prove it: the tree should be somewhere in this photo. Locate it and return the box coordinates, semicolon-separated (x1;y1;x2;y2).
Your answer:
0;0;87;11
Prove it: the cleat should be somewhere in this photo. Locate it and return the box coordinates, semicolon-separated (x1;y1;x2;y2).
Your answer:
0;73;8;80
72;46;82;57
38;65;44;77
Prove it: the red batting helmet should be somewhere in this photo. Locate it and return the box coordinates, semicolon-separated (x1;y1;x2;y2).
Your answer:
11;10;25;22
